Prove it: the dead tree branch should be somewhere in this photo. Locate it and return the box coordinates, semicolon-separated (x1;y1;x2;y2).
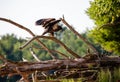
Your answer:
60;17;99;54
0;54;120;78
0;17;56;59
20;36;81;58
29;47;41;62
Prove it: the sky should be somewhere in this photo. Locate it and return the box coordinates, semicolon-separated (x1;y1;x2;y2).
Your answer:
0;0;94;38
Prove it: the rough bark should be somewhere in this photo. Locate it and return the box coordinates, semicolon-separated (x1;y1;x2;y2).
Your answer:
0;55;120;77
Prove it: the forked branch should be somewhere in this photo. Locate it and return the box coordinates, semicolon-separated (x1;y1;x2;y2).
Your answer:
0;17;56;59
20;36;81;58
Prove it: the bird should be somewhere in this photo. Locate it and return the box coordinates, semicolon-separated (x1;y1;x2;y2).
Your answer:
35;18;62;37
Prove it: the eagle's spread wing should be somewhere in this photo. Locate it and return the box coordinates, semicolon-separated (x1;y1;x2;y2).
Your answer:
35;18;55;27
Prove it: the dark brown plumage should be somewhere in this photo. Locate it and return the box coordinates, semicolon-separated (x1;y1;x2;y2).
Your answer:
35;18;62;36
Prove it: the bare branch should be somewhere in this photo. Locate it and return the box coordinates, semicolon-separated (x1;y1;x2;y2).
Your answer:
22;58;28;62
60;18;99;54
29;47;41;62
0;17;56;59
20;36;81;58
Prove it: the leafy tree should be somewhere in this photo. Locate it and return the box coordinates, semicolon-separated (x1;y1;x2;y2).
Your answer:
86;0;120;55
0;34;25;61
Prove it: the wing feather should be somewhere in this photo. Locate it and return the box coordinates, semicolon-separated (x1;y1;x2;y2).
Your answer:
35;18;55;26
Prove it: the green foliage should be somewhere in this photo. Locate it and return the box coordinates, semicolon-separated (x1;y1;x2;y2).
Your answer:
87;0;120;55
113;67;120;82
61;79;74;82
87;0;120;25
0;34;24;61
98;68;120;82
61;78;82;82
98;69;112;82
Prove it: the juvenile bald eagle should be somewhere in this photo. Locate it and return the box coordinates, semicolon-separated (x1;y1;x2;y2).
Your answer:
35;18;62;36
